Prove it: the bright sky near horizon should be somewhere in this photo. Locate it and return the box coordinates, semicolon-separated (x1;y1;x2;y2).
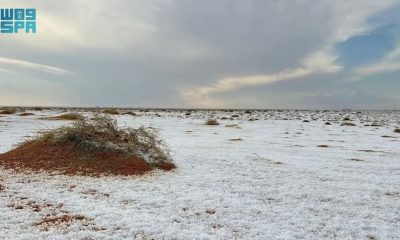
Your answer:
1;0;400;109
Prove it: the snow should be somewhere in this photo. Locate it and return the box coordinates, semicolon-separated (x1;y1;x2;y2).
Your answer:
1;110;400;239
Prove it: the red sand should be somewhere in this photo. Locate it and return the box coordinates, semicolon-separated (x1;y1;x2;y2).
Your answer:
0;140;175;176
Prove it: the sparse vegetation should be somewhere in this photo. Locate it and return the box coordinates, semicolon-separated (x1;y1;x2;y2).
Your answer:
0;114;174;176
205;119;219;125
33;114;171;165
102;109;120;115
123;111;137;116
350;158;364;162
317;145;329;148
41;113;84;121
225;124;240;128
341;122;356;126
19;112;35;116
0;109;17;115
229;138;243;141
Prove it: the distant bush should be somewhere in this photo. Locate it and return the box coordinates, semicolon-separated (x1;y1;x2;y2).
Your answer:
205;119;219;125
102;109;120;115
19;112;35;116
42;113;84;121
0;109;17;115
123;111;137;116
394;128;400;133
225;124;240;128
341;122;356;126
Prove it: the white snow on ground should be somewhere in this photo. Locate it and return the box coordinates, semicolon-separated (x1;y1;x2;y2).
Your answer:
0;110;399;239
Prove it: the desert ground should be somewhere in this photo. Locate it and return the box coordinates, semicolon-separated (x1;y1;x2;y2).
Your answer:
0;108;399;239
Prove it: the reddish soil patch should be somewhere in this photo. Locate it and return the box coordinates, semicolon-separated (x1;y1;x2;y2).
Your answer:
35;214;91;229
0;140;174;176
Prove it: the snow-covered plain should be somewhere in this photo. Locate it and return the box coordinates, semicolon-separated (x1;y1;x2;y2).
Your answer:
0;109;399;239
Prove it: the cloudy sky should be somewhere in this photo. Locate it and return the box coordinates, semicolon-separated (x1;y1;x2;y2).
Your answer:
1;0;400;109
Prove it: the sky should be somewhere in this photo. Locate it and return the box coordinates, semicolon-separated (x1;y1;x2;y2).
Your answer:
1;0;400;109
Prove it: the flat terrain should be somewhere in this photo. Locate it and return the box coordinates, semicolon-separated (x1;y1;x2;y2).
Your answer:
0;109;399;239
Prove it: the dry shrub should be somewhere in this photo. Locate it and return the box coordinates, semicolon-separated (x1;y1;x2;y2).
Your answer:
229;138;243;141
19;112;35;116
225;124;240;128
0;109;17;115
205;119;219;125
42;113;84;121
31;114;171;166
102;109;120;115
341;122;356;126
123;111;137;116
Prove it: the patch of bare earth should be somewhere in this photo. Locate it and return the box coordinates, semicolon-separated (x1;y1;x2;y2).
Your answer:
0;140;171;176
6;195;102;232
34;214;92;231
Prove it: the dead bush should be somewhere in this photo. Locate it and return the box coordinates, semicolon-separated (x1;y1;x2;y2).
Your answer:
28;114;171;166
42;113;84;121
0;109;17;115
102;109;120;115
19;112;35;116
341;122;356;126
205;119;219;125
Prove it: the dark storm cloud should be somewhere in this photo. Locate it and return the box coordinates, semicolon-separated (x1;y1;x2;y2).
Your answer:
0;0;399;108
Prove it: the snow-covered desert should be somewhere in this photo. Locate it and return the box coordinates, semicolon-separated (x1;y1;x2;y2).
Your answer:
0;109;399;240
